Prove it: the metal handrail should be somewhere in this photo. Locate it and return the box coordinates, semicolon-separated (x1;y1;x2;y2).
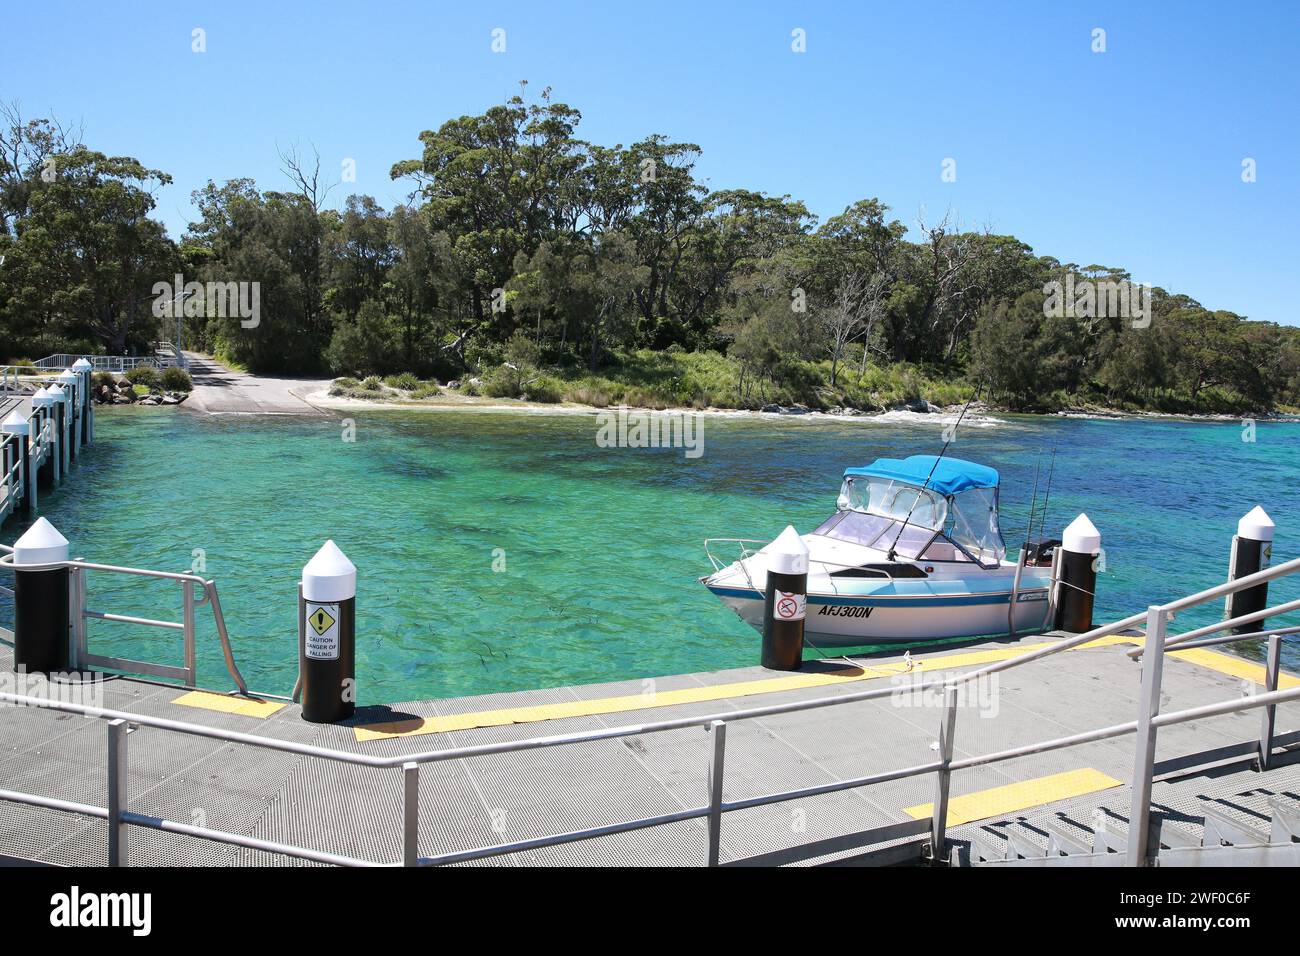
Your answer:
1;546;1298;867
28;350;171;373
0;674;1297;867
947;552;1300;689
1126;596;1300;659
1158;623;1300;654
0;554;248;695
702;537;766;574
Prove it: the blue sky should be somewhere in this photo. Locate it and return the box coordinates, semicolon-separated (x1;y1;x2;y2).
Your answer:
3;1;1297;324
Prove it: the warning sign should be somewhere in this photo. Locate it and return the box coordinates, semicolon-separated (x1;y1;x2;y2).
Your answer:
305;602;340;660
773;591;806;622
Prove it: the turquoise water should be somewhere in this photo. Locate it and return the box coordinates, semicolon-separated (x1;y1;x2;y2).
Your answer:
3;407;1297;703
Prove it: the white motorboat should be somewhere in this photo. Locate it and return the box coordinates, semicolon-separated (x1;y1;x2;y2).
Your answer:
702;455;1060;645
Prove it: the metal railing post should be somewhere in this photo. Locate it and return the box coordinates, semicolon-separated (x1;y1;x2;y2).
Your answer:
182;579;197;687
402;762;420;866
706;719;726;867
67;565;82;669
1259;634;1281;770
107;718;129;866
1127;605;1166;866
75;563;88;669
930;684;958;863
292;583;304;703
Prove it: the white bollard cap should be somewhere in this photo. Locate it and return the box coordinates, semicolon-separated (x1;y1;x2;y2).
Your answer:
48;384;68;403
13;517;69;565
2;409;29;436
1062;513;1101;555
767;525;809;575
32;386;53;407
302;540;357;602
72;358;93;372
57;370;78;385
1238;506;1274;542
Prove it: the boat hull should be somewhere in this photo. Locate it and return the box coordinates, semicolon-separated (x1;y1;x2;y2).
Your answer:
706;583;1052;645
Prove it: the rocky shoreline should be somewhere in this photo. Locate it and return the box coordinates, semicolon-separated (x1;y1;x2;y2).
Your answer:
94;376;190;407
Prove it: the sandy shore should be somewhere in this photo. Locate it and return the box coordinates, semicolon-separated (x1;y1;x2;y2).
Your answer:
296;386;1012;428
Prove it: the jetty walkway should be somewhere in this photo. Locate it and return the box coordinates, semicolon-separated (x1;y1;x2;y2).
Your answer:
1;624;1297;867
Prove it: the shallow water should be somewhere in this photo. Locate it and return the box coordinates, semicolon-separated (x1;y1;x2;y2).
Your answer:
3;407;1297;703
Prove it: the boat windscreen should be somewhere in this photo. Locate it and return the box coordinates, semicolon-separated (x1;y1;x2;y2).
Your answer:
811;511;937;558
840;476;947;530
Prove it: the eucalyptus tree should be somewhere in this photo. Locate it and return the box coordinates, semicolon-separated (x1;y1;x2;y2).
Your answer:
1;146;175;355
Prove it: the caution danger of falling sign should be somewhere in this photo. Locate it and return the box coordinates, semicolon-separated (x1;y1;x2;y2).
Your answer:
305;602;340;660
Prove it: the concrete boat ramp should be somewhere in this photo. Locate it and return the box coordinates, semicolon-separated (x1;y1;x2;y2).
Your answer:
181;353;330;416
2;628;1298;867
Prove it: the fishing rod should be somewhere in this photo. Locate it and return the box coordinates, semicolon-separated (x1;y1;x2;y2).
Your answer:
886;382;984;562
1034;447;1057;546
1021;457;1042;560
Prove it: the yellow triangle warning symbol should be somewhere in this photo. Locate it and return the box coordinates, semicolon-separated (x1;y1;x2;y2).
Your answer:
309;607;337;636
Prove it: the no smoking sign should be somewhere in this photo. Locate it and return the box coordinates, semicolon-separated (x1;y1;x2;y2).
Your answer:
773;591;806;622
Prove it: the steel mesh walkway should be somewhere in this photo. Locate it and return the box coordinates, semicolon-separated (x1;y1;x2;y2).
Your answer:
1;631;1297;866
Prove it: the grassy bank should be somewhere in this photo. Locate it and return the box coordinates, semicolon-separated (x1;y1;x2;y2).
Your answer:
329;350;973;411
324;348;1280;417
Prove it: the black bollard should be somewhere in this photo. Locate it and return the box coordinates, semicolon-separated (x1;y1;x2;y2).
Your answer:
761;525;808;670
51;383;69;475
33;391;57;489
300;540;356;723
1227;506;1274;634
1054;514;1101;633
12;518;70;674
57;371;80;462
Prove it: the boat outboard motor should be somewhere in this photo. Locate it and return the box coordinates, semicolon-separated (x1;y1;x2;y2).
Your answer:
1025;538;1061;567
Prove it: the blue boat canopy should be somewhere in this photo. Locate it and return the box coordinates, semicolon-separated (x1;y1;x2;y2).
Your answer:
843;455;999;496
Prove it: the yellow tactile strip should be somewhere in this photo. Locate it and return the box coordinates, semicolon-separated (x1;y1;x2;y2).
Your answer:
357;637;1088;741
171;690;286;718
354;632;1298;742
1166;646;1300;689
903;767;1123;827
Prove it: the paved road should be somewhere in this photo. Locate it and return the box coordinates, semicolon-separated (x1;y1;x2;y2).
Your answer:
182;353;331;416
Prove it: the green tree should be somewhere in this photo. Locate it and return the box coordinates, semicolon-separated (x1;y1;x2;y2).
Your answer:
1;146;176;355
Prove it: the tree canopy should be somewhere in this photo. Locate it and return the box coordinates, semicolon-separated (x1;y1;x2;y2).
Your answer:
2;93;1296;414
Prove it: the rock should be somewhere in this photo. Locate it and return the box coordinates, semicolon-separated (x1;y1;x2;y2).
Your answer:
760;403;782;413
112;394;133;404
788;404;810;415
161;394;180;405
889;397;939;414
446;380;460;389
